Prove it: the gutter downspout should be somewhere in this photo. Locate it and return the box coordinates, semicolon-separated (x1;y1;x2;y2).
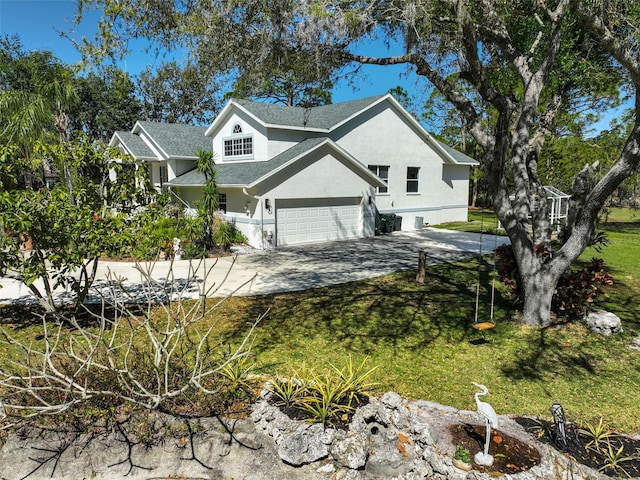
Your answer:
242;187;265;250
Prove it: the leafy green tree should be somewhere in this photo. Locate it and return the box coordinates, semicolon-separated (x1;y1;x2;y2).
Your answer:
76;0;640;325
0;36;76;174
70;66;142;141
137;60;222;124
226;49;334;106
195;149;219;250
0;138;144;314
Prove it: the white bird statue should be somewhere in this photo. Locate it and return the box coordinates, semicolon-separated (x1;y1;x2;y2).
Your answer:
472;383;498;466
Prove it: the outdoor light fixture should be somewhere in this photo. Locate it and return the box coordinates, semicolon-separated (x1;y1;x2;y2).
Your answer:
265;198;272;213
551;402;567;446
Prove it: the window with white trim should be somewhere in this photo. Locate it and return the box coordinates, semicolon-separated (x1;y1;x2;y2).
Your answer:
218;193;227;213
368;165;389;194
223;123;253;159
406;167;420;193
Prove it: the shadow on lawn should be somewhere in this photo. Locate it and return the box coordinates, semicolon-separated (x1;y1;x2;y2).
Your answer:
500;326;598;382
227;260;512;358
600;220;640;234
500;274;640;382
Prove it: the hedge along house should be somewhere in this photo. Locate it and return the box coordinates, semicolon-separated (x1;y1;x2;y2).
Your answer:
110;94;479;249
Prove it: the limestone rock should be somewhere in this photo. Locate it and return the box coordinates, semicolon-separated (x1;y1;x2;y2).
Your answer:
586;310;622;335
278;424;329;466
381;391;403;410
330;432;368;470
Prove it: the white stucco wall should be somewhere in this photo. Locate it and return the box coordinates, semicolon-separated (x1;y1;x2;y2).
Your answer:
330;102;471;229
265;129;324;159
235;147;377;249
209;112;269;163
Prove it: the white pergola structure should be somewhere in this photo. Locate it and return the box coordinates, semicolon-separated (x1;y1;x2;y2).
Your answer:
504;186;570;232
544;185;570;231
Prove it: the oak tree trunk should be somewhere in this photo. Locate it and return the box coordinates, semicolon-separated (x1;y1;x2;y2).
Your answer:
520;269;558;326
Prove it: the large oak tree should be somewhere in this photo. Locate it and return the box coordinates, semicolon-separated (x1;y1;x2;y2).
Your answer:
75;0;640;325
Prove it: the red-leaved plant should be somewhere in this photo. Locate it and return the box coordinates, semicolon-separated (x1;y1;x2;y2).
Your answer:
495;245;613;320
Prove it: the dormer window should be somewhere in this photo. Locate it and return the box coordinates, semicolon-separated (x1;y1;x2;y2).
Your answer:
224;123;253;160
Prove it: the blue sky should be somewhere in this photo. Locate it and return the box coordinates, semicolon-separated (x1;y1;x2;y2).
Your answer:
0;0;625;133
0;0;425;106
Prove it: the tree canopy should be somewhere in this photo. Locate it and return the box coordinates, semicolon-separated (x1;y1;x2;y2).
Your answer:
137;60;223;124
74;0;640;325
70;66;142;142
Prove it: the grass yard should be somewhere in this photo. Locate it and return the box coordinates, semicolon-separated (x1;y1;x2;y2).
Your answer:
213;206;640;433
434;207;501;234
1;207;639;434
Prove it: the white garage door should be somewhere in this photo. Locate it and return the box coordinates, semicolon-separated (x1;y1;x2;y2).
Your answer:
276;198;362;246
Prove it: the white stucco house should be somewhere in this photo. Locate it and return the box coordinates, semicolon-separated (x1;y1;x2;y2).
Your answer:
110;94;479;249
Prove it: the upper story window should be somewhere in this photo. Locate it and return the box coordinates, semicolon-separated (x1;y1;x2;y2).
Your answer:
223;123;253;160
368;165;389;194
406;167;420;193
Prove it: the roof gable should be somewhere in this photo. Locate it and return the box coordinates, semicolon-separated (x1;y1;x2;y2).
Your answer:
109;131;157;160
168;137;385;189
205;94;479;166
133;121;212;159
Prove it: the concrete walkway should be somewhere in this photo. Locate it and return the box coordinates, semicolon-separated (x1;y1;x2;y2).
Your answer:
0;228;509;305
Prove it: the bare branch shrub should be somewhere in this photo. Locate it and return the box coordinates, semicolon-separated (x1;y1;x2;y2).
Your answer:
0;256;261;426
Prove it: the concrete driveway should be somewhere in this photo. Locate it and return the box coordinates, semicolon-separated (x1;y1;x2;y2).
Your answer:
237;228;509;296
0;228;509;305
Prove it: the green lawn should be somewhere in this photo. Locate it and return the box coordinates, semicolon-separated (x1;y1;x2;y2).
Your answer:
1;208;639;434
434;208;501;234
214;207;640;432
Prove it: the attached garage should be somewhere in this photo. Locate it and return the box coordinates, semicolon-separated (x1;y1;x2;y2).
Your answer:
276;197;362;246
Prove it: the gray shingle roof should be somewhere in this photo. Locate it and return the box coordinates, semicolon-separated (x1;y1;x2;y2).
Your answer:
112;131;156;159
136;121;212;158
235;95;386;130
168;137;329;187
436;140;479;165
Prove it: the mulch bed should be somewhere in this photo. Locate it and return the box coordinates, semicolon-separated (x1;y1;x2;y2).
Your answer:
515;417;640;478
448;423;541;475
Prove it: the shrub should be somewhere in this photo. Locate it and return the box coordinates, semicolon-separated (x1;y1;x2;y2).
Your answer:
267;357;378;427
552;258;613;319
495;245;613;320
214;218;247;251
130;217;182;260
0;259;260;424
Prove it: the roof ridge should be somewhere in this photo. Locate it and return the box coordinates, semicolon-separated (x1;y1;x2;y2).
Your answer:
233;94;388;130
234;94;386;112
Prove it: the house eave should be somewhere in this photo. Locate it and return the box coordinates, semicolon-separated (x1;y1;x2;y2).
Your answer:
263;123;328;133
